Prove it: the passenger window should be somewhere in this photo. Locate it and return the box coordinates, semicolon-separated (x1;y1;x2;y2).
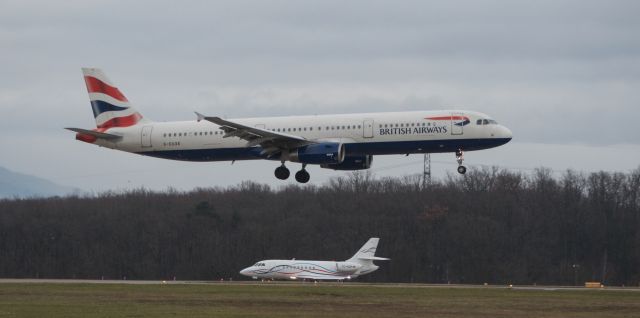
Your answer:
477;119;482;125
482;119;489;125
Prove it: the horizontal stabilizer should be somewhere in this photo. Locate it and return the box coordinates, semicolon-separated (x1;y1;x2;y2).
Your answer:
357;256;390;261
65;128;122;140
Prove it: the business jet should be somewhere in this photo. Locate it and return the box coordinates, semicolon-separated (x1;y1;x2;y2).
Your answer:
239;238;388;280
66;68;512;183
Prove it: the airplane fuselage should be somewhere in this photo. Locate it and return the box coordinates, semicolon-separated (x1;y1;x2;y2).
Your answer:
240;259;369;280
91;110;512;162
71;68;512;182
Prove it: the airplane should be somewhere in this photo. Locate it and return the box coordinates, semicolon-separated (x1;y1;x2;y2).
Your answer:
66;68;512;183
239;238;389;280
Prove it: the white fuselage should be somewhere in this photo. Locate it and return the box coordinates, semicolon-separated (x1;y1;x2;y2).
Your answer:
92;110;512;163
239;259;374;280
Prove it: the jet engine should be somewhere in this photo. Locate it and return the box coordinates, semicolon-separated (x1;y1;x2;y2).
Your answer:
290;142;345;165
336;262;362;273
321;155;373;170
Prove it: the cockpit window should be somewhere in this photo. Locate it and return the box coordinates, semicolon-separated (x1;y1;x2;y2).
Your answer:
477;118;498;125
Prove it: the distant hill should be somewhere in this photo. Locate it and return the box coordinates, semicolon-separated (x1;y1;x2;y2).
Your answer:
0;166;78;199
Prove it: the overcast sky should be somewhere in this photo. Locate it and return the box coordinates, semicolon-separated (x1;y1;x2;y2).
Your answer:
0;0;639;191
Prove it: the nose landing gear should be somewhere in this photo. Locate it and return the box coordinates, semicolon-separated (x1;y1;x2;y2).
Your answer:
275;162;290;180
295;164;310;183
455;148;467;175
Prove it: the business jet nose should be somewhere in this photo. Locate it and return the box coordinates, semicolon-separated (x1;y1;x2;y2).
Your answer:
239;268;250;276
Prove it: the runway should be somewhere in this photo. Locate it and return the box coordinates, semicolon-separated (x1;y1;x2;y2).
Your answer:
1;278;638;292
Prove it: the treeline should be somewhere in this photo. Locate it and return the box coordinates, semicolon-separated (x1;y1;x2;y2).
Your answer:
0;167;639;286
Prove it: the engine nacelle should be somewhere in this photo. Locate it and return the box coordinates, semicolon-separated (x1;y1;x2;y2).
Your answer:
336;262;362;273
290;142;345;165
321;155;373;170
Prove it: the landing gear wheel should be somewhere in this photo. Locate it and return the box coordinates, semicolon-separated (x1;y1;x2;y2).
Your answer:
455;148;466;175
275;165;290;180
295;169;310;183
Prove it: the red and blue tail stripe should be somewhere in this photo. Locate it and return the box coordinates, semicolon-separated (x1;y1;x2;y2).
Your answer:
84;75;129;102
82;68;146;129
90;100;129;117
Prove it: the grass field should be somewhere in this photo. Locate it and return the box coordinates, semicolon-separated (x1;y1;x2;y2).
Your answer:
0;282;639;317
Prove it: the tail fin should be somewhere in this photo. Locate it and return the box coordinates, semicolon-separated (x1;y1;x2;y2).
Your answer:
82;68;149;129
347;238;390;263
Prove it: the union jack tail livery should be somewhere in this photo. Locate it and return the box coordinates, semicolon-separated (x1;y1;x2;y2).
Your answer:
82;68;149;129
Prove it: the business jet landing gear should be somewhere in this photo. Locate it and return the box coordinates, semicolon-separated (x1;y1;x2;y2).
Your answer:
275;163;290;180
295;165;310;183
455;148;467;175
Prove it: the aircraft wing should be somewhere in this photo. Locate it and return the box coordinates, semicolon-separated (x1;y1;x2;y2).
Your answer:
294;273;352;280
195;112;313;156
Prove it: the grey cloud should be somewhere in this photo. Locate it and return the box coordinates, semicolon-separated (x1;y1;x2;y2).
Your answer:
0;0;639;191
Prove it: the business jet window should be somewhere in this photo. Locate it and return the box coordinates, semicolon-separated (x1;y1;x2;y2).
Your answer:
488;119;498;124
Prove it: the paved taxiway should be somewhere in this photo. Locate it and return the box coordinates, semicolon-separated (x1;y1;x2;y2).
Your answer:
1;279;638;292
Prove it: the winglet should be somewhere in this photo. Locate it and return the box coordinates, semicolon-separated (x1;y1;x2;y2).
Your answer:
195;112;206;122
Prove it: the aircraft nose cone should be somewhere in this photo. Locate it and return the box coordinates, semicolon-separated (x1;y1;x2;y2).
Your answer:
503;126;513;140
497;125;513;141
239;268;250;276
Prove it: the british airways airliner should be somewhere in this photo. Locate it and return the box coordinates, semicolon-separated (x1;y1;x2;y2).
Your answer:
66;68;512;183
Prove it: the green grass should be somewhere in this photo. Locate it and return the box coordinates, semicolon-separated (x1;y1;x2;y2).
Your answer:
0;283;639;317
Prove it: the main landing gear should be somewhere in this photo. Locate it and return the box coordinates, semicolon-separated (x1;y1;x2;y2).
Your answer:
455;148;467;175
295;165;310;183
274;163;290;180
274;163;310;183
